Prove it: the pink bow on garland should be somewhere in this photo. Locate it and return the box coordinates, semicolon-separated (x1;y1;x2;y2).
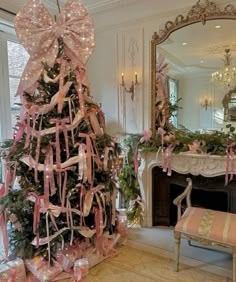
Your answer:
14;0;95;99
225;142;236;186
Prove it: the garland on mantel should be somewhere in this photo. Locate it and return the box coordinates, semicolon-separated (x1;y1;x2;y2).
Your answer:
118;124;236;224
139;124;236;156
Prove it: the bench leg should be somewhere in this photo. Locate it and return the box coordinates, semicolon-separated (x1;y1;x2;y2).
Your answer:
174;231;181;272
233;251;236;282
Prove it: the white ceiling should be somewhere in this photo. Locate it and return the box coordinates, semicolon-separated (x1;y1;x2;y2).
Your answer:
159;19;236;77
0;0;201;25
1;0;236;77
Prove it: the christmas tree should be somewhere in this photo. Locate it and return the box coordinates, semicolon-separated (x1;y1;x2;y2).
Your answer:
0;0;120;263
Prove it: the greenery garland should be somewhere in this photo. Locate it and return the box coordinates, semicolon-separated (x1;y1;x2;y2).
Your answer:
118;123;236;225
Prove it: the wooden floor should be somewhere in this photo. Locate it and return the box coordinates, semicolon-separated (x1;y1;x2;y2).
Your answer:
84;245;232;282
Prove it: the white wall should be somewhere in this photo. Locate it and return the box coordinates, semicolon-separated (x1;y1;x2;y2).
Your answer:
87;13;178;136
177;75;225;131
86;0;236;137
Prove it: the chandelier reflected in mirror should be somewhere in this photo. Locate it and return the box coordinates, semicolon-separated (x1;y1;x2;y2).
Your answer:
212;49;236;90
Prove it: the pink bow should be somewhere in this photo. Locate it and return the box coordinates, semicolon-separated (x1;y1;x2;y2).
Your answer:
140;129;152;143
14;0;95;99
129;196;144;211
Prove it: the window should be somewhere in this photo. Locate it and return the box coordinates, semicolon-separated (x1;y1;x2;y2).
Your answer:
0;30;29;141
167;77;178;127
7;41;29;129
0;27;29;182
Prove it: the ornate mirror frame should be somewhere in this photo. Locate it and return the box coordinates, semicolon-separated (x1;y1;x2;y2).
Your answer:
151;0;236;132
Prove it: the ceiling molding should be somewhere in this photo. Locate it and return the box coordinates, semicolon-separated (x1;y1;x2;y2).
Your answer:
82;0;138;14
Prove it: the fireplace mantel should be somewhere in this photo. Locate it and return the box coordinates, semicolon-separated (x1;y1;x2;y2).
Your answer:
138;151;236;227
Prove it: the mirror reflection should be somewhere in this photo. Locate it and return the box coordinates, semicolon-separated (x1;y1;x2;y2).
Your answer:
157;19;236;132
151;0;236;133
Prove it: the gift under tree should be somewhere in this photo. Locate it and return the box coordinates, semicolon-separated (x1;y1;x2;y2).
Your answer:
0;0;120;272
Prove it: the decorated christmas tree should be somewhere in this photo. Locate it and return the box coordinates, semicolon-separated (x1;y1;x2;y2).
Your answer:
0;0;120;267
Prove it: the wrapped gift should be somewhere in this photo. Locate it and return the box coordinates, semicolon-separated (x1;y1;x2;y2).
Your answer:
25;256;63;282
55;247;75;273
74;258;89;280
55;241;90;272
27;272;40;282
0;257;26;282
27;271;74;282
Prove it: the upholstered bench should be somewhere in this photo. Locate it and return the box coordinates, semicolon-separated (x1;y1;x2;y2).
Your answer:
173;178;236;282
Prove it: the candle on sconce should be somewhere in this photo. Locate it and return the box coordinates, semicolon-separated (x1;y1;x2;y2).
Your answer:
135;72;138;84
121;73;124;86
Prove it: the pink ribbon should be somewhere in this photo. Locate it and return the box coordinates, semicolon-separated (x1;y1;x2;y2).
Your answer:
94;207;103;256
139;129;152;143
56;166;75;208
129;195;144;212
157;127;166;147
162;142;179;176
79;133;95;184
13;121;25;147
103;147;114;171
28;192;49;248
98;106;106;134
34;115;43;183
14;0;95;101
133;143;139;176
87;109;103;136
225;142;236;185
57;59;67;113
76;83;85;115
8;267;17;282
24;114;31;149
44;145;56;199
83;185;105;216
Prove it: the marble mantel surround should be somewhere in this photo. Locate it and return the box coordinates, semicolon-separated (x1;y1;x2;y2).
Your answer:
138;151;236;227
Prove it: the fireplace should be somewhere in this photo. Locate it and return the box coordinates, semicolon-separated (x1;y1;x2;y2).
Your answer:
152;166;230;226
138;152;236;227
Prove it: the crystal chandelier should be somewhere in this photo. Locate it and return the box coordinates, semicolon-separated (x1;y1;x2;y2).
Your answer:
212;49;236;90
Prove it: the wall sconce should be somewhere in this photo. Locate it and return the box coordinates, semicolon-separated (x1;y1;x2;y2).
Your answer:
121;72;138;101
200;96;212;110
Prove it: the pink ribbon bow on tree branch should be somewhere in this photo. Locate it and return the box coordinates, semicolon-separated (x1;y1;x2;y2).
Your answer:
14;0;95;100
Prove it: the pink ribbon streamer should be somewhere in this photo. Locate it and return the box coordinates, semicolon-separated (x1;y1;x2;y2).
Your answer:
44;146;56;199
76;83;85;115
98;106;106;134
103;147;114;171
83;184;105;217
157;127;166;147
94;207;103;256
28;192;49;248
87;108;103;136
162;142;178;176
129;195;144;212
34;115;43;183
133;143;139;176
79;133;95;184
56;166;75;208
225;142;236;185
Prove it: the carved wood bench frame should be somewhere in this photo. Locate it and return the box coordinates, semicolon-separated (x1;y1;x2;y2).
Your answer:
173;178;236;282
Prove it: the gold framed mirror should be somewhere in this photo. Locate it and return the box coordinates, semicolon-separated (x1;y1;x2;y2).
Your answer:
151;0;236;133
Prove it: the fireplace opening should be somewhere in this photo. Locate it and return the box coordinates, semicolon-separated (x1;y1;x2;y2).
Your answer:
169;184;228;226
152;166;232;227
